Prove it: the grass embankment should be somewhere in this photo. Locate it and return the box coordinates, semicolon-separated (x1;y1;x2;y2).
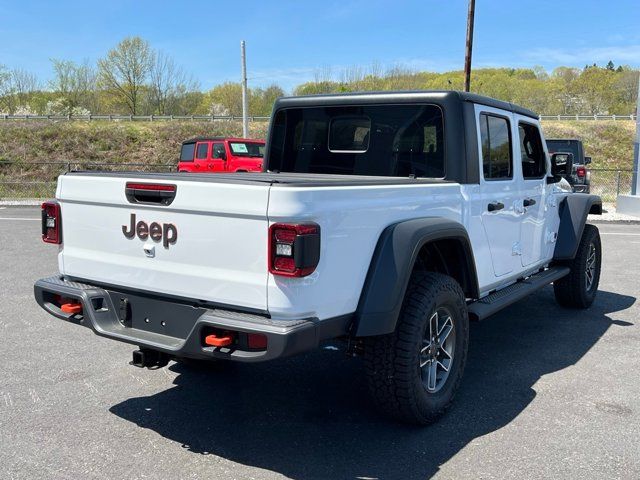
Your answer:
540;120;635;169
0;120;269;198
0;120;269;165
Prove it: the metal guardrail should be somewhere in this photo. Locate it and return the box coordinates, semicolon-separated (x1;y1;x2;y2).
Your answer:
539;114;637;121
0;114;635;122
0;161;634;204
0;114;272;122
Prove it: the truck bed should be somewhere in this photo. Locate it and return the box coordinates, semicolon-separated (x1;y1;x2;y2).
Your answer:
66;170;452;187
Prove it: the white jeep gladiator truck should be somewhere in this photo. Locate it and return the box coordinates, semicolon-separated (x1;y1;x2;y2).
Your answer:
35;91;603;424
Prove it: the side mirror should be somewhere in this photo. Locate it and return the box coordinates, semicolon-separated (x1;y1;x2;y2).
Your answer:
584;156;592;165
551;152;573;176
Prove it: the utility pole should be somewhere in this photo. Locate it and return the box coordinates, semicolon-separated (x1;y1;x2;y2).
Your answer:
241;40;249;138
463;0;476;93
632;76;640;195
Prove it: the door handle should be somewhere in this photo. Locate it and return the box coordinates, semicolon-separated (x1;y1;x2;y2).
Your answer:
523;198;536;207
487;202;504;212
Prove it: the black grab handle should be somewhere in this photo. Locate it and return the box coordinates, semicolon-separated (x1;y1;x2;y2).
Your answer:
487;202;504;212
125;183;177;206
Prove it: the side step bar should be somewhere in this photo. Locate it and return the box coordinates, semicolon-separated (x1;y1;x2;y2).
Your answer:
468;266;570;321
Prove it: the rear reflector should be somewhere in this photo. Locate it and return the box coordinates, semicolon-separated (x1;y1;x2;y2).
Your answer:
269;223;320;277
247;333;268;350
41;201;62;244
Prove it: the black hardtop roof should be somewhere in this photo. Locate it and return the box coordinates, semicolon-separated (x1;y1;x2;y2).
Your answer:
274;90;539;119
181;137;265;145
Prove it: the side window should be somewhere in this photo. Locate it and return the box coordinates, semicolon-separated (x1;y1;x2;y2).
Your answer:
518;123;546;179
480;113;513;180
196;143;209;160
212;143;226;159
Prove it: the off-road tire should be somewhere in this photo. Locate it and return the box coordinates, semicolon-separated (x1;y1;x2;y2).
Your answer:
553;224;601;309
363;272;469;425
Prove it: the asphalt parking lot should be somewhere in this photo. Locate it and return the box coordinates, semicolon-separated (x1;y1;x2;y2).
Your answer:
0;206;639;480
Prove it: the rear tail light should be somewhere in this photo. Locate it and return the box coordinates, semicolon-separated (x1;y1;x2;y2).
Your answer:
41;201;61;244
269;223;320;277
576;166;586;178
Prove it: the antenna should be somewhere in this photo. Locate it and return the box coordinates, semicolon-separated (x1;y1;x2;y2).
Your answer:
241;40;249;138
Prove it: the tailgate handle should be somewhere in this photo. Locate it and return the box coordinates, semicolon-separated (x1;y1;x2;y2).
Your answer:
125;183;177;206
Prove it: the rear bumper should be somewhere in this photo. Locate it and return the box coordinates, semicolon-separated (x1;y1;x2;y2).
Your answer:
34;276;350;363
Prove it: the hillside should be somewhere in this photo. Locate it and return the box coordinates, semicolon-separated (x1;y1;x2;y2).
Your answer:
0;119;634;169
540;120;635;169
0;120;270;165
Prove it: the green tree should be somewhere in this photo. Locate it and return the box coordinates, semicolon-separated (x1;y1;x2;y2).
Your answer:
50;59;97;115
98;37;154;114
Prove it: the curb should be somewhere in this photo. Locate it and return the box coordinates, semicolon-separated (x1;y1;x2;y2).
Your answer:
589;219;640;225
0;201;42;206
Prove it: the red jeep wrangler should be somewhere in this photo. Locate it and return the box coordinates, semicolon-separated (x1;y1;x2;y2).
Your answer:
178;137;265;173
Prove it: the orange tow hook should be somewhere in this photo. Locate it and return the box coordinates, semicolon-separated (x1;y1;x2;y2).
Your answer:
60;302;83;315
204;333;233;347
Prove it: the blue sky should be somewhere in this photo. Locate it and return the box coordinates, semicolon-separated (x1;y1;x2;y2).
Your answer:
0;0;638;92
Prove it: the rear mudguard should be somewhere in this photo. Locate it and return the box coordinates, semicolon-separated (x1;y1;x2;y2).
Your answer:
353;218;479;337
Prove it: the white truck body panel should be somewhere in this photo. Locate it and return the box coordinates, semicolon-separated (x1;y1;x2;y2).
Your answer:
57;175;270;312
56;172;564;322
265;182;466;320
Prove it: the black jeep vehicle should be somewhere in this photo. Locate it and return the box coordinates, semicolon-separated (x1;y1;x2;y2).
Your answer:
546;139;591;193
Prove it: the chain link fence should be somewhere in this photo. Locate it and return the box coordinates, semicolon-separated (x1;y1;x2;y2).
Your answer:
588;169;634;203
0;161;635;204
0;161;175;199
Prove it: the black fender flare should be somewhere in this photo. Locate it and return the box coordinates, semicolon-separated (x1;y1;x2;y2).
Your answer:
353;217;479;337
553;194;602;261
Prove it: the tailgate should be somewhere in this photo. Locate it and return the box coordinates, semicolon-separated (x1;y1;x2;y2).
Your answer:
57;174;270;312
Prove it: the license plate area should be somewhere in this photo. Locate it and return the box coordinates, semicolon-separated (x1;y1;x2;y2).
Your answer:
106;290;205;339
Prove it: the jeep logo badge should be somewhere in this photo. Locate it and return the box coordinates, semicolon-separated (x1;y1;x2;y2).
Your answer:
122;213;177;248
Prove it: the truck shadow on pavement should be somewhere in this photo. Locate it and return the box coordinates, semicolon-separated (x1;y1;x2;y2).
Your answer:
110;288;634;480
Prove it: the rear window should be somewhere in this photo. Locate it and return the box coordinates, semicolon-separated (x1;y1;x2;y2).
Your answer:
268;104;445;177
546;140;582;164
180;143;195;162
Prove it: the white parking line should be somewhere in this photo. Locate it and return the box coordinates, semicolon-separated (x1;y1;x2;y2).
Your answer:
0;217;40;221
